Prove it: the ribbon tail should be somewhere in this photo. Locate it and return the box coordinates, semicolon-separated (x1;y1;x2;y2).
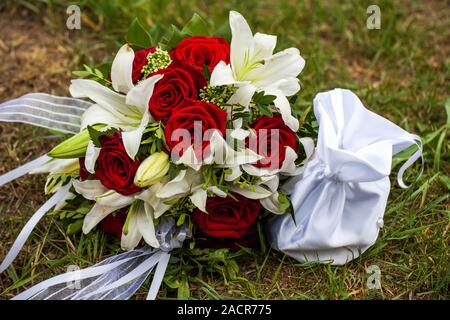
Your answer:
0;154;51;187
0;93;92;134
146;252;170;300
396;134;423;188
0;182;71;273
11;248;172;300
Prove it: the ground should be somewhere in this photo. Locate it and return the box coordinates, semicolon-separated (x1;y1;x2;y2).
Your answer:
0;0;448;300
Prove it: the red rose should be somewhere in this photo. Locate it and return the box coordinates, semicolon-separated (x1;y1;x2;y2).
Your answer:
132;47;156;83
95;132;142;195
170;36;230;72
149;61;207;123
100;209;128;239
164;99;227;158
192;194;261;239
78;157;91;181
247;115;298;169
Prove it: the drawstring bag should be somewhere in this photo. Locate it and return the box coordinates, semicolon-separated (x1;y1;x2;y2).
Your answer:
267;88;422;265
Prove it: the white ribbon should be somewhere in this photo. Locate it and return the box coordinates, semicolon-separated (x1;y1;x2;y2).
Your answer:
0;182;72;273
268;89;423;265
12;249;153;300
10;218;188;300
0;155;52;187
0;93;91;134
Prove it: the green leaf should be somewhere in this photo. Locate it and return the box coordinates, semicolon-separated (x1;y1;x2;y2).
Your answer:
177;275;190;299
126;18;152;49
258;104;273;117
439;175;450;190
163;274;180;289
260;95;277;105
87;125;118;148
203;64;211;81
445;98;450;125
72;70;91;78
66;219;83;236
181;13;209;36
161;25;186;50
176;213;186;226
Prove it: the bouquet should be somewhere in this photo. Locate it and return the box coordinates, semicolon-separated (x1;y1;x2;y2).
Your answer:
0;11;421;300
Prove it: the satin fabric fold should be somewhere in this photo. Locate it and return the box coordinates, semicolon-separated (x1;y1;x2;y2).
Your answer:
268;89;422;265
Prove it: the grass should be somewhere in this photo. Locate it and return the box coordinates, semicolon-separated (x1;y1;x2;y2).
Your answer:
0;0;449;300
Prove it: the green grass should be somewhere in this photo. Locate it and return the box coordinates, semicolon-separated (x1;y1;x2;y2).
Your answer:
0;0;448;300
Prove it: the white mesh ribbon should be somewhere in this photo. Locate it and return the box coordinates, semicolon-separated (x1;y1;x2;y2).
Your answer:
0;93;91;134
267;89;422;265
12;217;189;300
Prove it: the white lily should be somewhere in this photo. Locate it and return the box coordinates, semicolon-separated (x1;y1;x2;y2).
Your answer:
29;158;79;175
72;179;160;250
174;130;262;173
121;201;160;250
70;44;163;160
210;11;305;131
136;179;176;219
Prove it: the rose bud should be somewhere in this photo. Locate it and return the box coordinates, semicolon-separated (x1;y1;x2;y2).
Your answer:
134;151;170;187
48;124;106;159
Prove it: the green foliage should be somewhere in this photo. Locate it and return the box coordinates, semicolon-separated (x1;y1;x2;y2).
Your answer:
137;122;167;158
73;64;112;86
159;13;209;50
126;18;153;49
199;85;236;108
48;194;94;236
87;125;119;148
231;91;278;127
181;13;209;36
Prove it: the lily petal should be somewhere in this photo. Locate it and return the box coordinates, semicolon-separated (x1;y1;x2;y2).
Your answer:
121;211;142;251
299;137;315;159
122;110;151;159
190;188;207;213
253;32;277;59
273;94;299;132
83;203;119;234
224;165;242;181
95;190;135;207
229;11;254;74
54;192;76;212
227;84;256;108
260;192;286;214
249;48;305;89
174;145;203;171
138;202;160;248
230;184;272;199
84;140;100;174
70;79;141;121
279;146;301;175
126;74;163;113
73;179;108;200
210;61;237;86
136;182;173;219
208;186;227;197
30;158;79;175
260;174;280;192
155;170;192;199
111;44;135;94
80;104;136;130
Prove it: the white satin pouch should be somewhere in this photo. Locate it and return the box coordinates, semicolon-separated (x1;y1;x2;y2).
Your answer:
267;88;422;265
